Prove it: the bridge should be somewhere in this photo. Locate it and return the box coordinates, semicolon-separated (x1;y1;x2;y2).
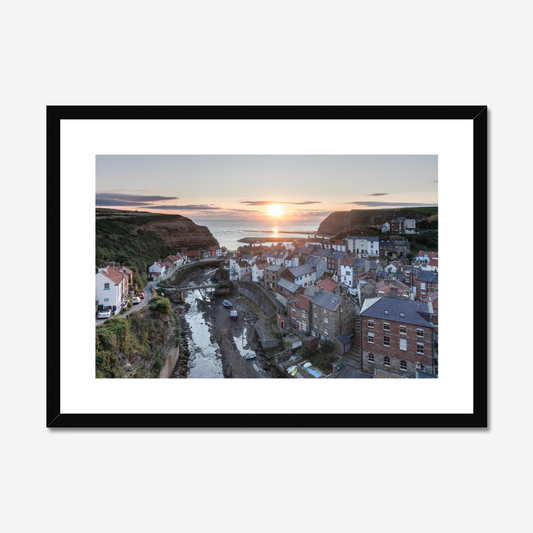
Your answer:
159;284;219;292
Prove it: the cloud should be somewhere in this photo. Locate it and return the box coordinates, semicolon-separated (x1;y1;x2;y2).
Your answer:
96;193;179;207
295;210;333;217
143;205;222;211
239;200;321;206
345;201;438;208
367;193;389;196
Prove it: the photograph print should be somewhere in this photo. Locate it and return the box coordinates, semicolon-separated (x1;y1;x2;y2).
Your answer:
95;154;439;380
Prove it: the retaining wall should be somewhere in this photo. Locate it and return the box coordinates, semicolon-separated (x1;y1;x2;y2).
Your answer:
159;346;180;379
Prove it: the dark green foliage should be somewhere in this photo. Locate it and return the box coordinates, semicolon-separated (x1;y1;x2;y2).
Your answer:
96;299;180;379
96;212;175;275
149;295;171;314
297;339;337;374
95;350;125;378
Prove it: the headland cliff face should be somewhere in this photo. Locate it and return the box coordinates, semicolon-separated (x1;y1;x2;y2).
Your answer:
318;207;437;235
96;208;219;252
135;215;219;250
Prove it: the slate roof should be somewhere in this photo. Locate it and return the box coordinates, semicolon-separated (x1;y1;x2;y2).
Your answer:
294;246;314;255
289;264;316;277
391;216;406;222
354;259;377;269
265;264;283;272
327;250;346;260
360;297;433;328
311;291;343;312
305;256;324;268
416;270;439;283
277;277;300;293
379;241;395;247
310;249;330;258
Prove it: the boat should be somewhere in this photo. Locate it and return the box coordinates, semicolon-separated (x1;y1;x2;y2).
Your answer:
230;310;238;320
223;300;232;308
245;353;256;360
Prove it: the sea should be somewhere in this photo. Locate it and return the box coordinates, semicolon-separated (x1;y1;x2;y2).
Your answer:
193;219;323;251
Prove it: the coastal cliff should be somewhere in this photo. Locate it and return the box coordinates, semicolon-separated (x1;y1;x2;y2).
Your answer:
96;208;219;276
135;215;218;251
318;207;438;235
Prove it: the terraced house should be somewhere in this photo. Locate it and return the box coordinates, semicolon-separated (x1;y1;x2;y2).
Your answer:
360;297;436;378
288;294;311;333
310;292;355;352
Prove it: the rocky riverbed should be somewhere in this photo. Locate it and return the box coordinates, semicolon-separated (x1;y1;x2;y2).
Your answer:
170;267;280;379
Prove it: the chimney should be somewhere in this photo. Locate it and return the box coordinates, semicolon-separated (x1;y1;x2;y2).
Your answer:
365;260;370;272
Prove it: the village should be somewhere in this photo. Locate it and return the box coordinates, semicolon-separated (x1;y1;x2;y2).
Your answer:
95;215;438;379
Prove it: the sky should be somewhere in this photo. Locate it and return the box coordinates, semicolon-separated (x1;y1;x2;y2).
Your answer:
95;155;438;220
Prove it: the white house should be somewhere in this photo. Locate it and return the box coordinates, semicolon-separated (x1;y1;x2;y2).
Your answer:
149;261;167;276
340;256;356;288
284;255;300;268
273;250;289;266
234;261;252;281
404;218;417;233
381;222;390;233
96;266;125;314
354;236;379;257
252;262;268;282
287;264;317;288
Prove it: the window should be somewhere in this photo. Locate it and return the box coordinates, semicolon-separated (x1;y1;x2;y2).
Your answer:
104;283;110;289
368;320;374;329
384;356;390;367
399;338;407;351
399;312;405;317
417;343;424;355
420;282;426;290
368;332;374;344
368;353;375;363
400;360;407;371
384;335;390;347
324;317;328;323
384;310;389;315
400;325;407;336
314;313;317;319
383;323;390;331
324;329;328;335
417;329;424;338
104;298;109;302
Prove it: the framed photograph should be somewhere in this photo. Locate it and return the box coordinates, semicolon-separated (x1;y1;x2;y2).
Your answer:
47;106;487;428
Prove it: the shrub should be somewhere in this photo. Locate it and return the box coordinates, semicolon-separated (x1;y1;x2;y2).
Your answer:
149;295;171;314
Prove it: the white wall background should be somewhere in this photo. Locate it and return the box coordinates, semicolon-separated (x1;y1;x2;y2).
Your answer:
1;2;525;533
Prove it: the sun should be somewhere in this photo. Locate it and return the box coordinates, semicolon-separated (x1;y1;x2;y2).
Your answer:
268;204;284;217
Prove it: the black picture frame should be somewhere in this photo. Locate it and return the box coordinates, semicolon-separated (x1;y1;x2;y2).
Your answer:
47;105;487;428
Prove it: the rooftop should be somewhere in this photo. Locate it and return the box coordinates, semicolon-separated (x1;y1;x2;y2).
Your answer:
311;291;343;312
361;297;433;328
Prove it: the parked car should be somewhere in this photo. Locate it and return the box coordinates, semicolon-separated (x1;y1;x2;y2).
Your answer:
97;308;112;319
131;296;141;304
139;291;145;299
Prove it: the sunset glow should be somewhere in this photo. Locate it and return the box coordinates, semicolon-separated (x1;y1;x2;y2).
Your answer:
268;204;283;217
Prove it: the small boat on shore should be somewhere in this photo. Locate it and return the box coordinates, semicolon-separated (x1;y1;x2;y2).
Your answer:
223;300;232;308
230;310;238;320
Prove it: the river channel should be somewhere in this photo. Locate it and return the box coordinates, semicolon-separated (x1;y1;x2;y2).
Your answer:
171;266;277;379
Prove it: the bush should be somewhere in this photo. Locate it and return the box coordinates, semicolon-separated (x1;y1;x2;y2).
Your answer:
149;295;171;314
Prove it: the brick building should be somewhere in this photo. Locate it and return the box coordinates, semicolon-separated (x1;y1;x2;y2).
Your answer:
264;265;286;291
288;294;311;333
360;297;436;378
310;291;355;352
414;270;438;300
